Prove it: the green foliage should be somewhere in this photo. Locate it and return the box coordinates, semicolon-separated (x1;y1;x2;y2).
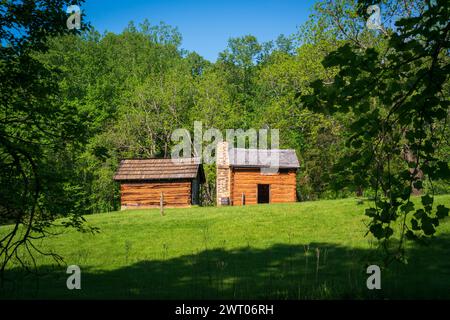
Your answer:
302;0;450;263
0;0;94;279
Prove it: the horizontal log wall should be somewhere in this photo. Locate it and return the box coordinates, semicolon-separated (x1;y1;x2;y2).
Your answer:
120;180;191;209
231;168;297;205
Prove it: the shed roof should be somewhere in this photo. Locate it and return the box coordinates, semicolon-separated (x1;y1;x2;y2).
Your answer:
113;158;204;182
229;148;300;168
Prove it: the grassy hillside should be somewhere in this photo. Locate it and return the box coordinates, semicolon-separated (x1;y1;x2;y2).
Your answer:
1;195;450;299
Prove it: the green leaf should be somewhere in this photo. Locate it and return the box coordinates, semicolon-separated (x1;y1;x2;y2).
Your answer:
436;205;449;219
384;226;394;238
414;209;425;219
432;217;439;227
405;230;417;240
421;220;435;236
401;186;412;200
370;223;384;240
437;161;450;179
408;161;417;168
411;218;420;231
421;195;433;207
401;201;414;214
413;180;423;190
365;208;377;217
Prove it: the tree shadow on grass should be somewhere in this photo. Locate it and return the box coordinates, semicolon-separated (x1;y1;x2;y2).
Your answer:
2;234;450;299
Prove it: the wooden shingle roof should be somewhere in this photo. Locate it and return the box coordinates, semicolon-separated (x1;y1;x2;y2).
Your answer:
113;158;204;181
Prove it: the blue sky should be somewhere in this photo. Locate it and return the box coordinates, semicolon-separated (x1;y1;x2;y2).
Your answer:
81;0;316;61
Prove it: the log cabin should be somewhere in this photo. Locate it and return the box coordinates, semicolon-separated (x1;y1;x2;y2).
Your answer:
216;142;299;206
114;158;205;210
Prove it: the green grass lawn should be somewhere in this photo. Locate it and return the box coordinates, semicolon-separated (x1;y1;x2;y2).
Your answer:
1;195;450;299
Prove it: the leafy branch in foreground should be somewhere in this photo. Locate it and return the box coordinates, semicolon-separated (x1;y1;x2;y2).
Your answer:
302;0;449;264
0;0;98;283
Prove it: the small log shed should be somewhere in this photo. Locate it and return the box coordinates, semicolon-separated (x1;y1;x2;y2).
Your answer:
114;158;205;210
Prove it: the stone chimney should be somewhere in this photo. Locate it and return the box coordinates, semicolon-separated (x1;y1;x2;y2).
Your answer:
216;141;231;206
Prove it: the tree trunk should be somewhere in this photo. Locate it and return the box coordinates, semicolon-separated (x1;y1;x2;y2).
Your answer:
403;144;424;196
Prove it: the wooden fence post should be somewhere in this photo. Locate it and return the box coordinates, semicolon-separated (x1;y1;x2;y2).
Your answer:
160;192;164;216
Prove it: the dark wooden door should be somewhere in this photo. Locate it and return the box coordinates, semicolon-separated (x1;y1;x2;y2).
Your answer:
257;184;270;204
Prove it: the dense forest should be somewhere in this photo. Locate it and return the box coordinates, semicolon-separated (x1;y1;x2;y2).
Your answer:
1;0;449;270
29;1;449;214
